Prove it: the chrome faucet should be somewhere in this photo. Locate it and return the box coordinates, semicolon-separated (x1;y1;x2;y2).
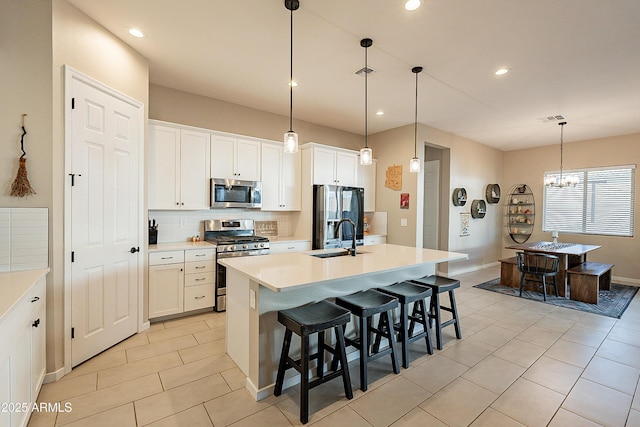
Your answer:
335;218;357;256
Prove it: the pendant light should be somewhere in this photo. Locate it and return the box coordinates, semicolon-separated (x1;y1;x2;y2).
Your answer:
409;66;423;173
283;0;299;153
544;121;578;187
360;38;373;166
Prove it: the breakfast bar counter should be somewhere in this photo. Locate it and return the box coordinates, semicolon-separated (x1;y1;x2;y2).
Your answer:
218;244;467;400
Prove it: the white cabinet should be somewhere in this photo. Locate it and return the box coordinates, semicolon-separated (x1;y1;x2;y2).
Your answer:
364;235;386;246
0;273;46;427
148;248;215;319
269;240;311;254
261;142;301;211
148;122;211;210
310;146;358;187
211;135;261;182
358;160;377;212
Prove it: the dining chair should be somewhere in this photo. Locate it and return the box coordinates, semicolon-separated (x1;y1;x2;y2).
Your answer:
516;252;560;301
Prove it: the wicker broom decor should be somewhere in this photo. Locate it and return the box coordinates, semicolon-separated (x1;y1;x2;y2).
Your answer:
10;114;36;197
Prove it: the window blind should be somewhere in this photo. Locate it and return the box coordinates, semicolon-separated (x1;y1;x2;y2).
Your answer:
543;165;635;237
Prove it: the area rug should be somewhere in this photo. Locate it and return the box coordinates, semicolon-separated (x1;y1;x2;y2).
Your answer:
474;278;638;318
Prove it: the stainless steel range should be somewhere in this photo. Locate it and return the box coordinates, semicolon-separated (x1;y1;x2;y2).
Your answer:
204;219;270;312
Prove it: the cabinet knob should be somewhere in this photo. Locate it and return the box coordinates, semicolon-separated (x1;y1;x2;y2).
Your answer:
32;318;40;328
31;296;40;303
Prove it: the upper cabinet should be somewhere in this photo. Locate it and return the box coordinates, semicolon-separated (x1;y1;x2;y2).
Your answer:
211;135;261;182
358;160;377;212
308;145;358;187
148;122;210;210
261;141;301;211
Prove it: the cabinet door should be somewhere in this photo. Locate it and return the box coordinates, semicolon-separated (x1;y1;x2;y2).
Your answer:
30;301;46;401
281;148;301;210
10;324;30;427
148;125;180;209
313;147;338;185
358;160;376;212
149;263;184;318
0;351;10;427
336;151;358;186
261;143;283;210
236;139;261;181
180;130;210;209
211;135;236;179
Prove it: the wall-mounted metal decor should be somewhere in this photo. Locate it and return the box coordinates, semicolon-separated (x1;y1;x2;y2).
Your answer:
507;183;535;243
471;199;486;218
485;183;500;204
452;187;467;206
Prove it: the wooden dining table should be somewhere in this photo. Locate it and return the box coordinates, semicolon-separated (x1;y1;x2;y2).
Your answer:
504;241;601;297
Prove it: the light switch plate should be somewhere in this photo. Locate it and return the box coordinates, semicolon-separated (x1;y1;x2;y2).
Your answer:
401;218;408;227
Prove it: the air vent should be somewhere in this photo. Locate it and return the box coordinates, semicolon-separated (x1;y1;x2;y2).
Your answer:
354;66;378;77
538;115;566;123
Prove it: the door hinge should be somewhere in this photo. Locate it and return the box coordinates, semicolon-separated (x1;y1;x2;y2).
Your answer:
71;97;75;109
71;251;75;262
71;327;75;339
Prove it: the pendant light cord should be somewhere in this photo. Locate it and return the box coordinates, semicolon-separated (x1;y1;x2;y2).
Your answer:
364;45;368;149
414;70;418;157
559;121;566;181
288;7;294;132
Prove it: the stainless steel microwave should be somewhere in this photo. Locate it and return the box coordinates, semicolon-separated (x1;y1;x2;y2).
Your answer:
210;178;262;208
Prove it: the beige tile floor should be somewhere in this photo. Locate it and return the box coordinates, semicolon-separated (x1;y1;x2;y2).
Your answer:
28;265;640;427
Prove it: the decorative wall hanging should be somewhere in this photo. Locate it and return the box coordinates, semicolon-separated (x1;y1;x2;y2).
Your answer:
485;183;500;204
460;213;470;236
385;165;402;190
508;184;535;243
10;114;36;197
400;193;409;209
452;187;467;206
471;199;486;218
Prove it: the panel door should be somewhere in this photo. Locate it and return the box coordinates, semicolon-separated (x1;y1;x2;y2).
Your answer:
261;143;283;210
312;147;337;185
149;263;185;318
211;135;236;179
148;125;180;209
282;148;301;210
358;159;376;212
70;75;140;366
180;129;210;209
336;151;358;186
30;301;46;401
235;139;261;181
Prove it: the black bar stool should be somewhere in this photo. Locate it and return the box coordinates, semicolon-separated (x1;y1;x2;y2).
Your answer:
377;281;433;368
274;300;353;424
334;289;400;391
412;275;461;350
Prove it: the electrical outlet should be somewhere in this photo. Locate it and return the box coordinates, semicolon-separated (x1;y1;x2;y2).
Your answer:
401;218;408;227
249;289;256;309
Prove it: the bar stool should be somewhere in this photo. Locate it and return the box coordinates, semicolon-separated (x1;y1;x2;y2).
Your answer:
412;275;461;350
377;281;433;368
274;300;353;424
334;289;400;391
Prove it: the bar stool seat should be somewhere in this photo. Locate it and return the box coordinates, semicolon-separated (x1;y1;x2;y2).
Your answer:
335;289;400;391
274;300;353;424
412;275;461;350
377;281;433;368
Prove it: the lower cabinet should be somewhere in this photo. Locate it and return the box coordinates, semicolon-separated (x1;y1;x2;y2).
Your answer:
0;274;46;427
148;248;215;319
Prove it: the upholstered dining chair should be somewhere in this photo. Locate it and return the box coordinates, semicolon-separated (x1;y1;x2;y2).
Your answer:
516;252;560;301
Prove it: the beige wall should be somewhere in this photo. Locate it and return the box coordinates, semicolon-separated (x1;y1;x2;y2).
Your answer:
503;132;640;280
149;85;362;150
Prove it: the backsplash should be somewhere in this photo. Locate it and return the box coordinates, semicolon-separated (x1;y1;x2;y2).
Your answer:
0;207;49;272
148;209;297;244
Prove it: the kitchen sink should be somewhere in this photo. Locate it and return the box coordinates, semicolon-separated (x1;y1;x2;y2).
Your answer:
309;249;369;258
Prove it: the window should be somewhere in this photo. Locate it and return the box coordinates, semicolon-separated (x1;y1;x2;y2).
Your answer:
543;165;635;237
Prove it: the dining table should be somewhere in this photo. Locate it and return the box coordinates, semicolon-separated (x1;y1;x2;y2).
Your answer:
504;241;601;297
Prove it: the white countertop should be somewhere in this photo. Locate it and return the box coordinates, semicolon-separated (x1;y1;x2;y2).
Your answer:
148;241;216;252
0;268;48;321
219;243;467;292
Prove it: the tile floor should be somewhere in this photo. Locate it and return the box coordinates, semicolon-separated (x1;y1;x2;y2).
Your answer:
28;265;640;426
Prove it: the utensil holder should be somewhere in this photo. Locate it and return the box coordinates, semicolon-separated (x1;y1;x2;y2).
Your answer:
149;228;158;245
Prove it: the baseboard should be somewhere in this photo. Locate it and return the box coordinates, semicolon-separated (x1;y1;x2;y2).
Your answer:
444;261;500;276
43;366;66;384
612;275;640;286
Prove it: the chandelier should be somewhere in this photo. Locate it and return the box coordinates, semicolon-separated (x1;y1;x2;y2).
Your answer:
544;121;578;188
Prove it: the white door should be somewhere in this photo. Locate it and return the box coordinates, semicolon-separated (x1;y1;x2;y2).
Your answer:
423;160;440;250
261;143;283;210
69;72;141;366
235;139;261;181
148;124;180;209
179;129;210;209
211;135;236;179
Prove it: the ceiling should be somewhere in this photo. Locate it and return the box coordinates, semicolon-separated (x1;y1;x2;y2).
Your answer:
67;0;640;151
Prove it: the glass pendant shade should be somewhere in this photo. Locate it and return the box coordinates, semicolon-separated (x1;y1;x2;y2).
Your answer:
283;131;298;153
409;157;420;173
360;147;373;165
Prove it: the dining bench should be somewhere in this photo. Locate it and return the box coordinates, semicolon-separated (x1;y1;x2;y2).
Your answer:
567;262;614;304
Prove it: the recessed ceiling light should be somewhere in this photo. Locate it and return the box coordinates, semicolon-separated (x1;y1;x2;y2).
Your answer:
495;68;509;76
289;80;298;87
405;0;421;11
376;111;384;116
128;28;145;38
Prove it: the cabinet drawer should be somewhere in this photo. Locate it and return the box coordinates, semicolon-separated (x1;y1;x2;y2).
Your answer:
185;249;216;262
269;241;311;254
364;236;386;246
185;272;215;287
184;284;214;311
185;261;215;275
149;251;185;265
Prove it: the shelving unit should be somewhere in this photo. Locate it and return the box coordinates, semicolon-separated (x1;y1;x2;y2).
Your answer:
507;184;535;243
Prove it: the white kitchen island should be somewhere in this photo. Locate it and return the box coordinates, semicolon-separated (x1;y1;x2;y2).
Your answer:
218;243;467;400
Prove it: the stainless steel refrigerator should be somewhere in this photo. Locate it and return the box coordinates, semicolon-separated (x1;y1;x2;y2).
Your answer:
313;185;364;249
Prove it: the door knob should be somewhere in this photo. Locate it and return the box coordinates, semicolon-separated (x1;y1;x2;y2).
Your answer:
130;247;140;253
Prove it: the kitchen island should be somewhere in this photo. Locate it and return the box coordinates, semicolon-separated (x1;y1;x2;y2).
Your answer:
218;244;467;400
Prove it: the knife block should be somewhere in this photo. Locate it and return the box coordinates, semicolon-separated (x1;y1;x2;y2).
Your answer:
149;228;158;245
